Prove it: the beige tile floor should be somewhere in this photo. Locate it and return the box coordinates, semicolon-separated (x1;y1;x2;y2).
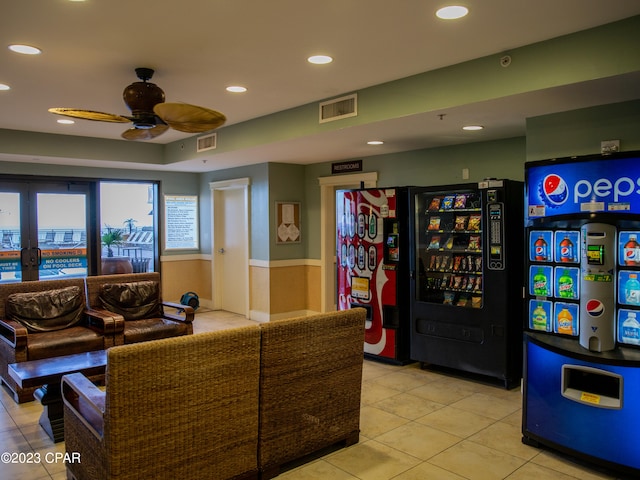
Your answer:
0;309;625;479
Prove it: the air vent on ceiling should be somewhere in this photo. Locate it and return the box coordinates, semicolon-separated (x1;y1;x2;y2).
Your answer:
319;93;357;123
196;132;217;152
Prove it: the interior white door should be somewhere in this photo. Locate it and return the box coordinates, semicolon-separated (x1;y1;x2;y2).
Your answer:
215;187;247;315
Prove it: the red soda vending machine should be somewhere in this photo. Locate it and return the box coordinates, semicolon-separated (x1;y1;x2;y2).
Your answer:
336;187;411;364
523;151;640;476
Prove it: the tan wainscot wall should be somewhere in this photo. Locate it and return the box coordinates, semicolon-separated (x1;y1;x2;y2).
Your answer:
161;257;322;319
250;261;322;320
160;257;212;304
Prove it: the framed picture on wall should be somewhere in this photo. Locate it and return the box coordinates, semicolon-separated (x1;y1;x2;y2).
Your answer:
276;202;301;244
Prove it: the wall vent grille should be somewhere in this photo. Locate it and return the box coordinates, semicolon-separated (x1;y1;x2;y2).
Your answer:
319;94;357;123
197;133;217;152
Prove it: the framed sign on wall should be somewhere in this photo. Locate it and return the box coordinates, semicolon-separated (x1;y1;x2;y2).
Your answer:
164;194;199;250
276;202;301;244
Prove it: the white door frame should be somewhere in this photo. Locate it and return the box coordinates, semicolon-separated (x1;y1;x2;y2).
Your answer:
209;177;251;315
319;172;378;312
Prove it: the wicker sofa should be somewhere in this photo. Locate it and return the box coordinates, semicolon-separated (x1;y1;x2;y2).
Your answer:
62;308;366;480
63;326;262;480
258;309;366;479
0;278;122;403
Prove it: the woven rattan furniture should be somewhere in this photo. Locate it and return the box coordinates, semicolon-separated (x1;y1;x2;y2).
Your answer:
258;308;366;479
0;279;121;403
62;327;261;480
85;272;194;345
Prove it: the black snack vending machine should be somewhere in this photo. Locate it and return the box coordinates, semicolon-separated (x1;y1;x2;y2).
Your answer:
409;180;524;388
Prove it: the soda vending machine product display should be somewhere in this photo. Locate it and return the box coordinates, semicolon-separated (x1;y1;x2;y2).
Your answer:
522;152;640;476
409;180;524;388
336;187;411;364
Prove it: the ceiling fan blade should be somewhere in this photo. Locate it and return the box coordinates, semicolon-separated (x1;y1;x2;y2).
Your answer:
153;103;226;133
121;124;169;141
48;108;131;123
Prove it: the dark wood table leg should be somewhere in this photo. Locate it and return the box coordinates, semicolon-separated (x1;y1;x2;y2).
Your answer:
34;382;64;443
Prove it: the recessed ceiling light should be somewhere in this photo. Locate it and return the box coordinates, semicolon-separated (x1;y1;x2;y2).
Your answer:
0;83;10;91
57;119;75;125
436;6;469;20
462;125;483;131
8;44;42;55
367;140;384;145
226;85;247;93
307;55;333;65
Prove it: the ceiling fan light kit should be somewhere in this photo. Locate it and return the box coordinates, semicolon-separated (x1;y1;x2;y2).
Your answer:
48;68;226;141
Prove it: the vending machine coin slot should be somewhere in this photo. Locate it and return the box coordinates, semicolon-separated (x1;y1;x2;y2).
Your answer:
487;202;505;270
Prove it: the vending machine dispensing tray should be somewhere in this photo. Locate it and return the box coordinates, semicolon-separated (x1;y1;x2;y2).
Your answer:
522;332;640;476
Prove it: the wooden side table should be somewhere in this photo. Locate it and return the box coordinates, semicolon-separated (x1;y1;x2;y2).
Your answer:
9;350;107;442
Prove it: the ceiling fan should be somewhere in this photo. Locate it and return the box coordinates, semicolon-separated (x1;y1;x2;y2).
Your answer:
48;67;226;141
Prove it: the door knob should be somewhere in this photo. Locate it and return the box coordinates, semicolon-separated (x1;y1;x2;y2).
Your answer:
218;248;225;254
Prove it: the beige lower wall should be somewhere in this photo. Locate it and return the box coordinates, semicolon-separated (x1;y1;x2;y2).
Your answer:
249;265;270;314
160;258;212;304
160;257;321;318
269;265;307;314
250;263;322;318
305;265;321;313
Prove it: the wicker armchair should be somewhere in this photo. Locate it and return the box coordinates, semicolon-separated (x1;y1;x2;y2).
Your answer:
0;278;121;403
62;327;261;480
258;308;366;478
85;272;193;345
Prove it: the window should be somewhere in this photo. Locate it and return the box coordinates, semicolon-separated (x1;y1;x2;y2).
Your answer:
99;182;158;274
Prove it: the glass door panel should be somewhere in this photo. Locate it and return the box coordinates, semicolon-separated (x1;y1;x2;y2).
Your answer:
36;193;88;279
0;180;94;282
0;192;23;283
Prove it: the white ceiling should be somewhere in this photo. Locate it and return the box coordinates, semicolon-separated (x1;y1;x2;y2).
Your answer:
1;0;640;172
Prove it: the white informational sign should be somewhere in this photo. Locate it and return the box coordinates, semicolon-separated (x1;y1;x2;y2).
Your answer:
164;194;199;250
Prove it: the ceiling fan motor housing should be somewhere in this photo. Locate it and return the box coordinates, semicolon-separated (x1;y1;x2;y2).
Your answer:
123;80;165;128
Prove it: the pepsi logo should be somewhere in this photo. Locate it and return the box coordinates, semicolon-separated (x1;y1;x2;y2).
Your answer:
586;299;605;317
540;174;568;207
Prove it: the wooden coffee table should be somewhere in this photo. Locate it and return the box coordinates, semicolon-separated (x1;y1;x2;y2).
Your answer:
8;350;107;442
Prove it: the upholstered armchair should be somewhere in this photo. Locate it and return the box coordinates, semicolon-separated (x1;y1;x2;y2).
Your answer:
85;272;193;345
63;327;261;480
0;278;122;403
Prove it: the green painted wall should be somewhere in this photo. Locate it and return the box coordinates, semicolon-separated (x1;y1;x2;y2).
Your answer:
302;137;526;260
199;163;270;260
268;163;306;261
526;99;640;161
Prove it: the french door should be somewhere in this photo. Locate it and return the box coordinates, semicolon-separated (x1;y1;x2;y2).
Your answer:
0;180;96;282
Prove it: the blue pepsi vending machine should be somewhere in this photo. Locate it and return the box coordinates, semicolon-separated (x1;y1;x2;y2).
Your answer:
522;152;640;476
